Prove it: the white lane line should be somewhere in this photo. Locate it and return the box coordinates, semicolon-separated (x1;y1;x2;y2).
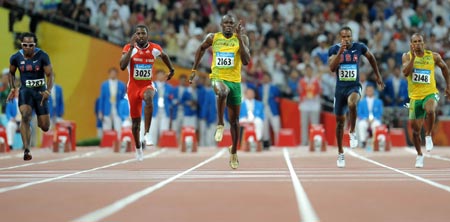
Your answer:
348;149;450;193
0;149;166;194
0;154;22;160
283;148;319;222
404;147;450;162
0;150;107;171
73;148;226;222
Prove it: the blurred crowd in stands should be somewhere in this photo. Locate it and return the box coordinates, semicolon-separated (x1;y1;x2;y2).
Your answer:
3;0;450;145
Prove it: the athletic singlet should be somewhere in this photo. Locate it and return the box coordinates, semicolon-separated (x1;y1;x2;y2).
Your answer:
122;42;163;89
328;42;368;88
406;50;438;100
9;48;50;90
209;32;242;83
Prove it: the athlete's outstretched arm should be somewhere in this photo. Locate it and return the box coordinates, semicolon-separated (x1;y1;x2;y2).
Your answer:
120;34;137;70
433;52;450;97
236;22;250;65
43;64;54;92
402;44;415;77
160;51;175;80
365;50;384;89
7;64;17;102
189;33;214;83
120;48;133;71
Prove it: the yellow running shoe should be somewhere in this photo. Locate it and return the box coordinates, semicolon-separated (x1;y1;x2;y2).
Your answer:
228;146;239;169
214;125;224;141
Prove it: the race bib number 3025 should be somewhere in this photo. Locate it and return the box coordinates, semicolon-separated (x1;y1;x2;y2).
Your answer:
215;52;235;68
25;78;45;88
338;64;357;81
133;64;152;80
412;68;431;84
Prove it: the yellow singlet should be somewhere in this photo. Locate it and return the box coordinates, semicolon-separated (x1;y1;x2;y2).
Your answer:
209;32;242;82
407;50;438;100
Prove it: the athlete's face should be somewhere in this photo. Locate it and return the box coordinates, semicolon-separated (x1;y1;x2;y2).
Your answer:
21;37;36;57
339;30;352;48
135;27;148;47
410;35;424;53
221;16;236;37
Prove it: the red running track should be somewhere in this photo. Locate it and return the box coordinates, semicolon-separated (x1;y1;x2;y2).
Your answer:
0;146;450;222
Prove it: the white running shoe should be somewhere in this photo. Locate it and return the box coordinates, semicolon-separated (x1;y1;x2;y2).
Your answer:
415;155;424;168
135;148;144;161
337;153;345;168
425;136;433;152
144;133;154;146
214;125;224;142
349;132;358;149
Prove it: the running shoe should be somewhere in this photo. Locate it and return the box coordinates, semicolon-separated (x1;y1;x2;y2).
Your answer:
425;136;433;152
23;148;32;161
135;147;144;161
349;132;358;149
415;155;424;168
144;133;154;146
337;153;345;168
229;146;239;169
214;125;224;142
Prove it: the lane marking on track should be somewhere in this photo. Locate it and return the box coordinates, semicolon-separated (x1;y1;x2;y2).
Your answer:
0;149;166;194
283;148;319;222
0;150;107;171
404;147;450;162
72;148;226;222
348;149;450;193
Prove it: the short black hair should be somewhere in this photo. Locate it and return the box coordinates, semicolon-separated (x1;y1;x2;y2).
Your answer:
339;26;352;34
135;24;149;33
20;32;37;44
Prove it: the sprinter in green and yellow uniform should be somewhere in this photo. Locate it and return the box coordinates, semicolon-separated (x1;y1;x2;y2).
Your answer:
402;33;450;168
190;14;250;169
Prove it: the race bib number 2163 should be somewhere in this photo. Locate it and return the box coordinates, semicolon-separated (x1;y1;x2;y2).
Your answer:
215;52;235;68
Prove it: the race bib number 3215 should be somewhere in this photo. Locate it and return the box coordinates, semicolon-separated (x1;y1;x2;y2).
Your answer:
133;64;152;80
338;64;357;81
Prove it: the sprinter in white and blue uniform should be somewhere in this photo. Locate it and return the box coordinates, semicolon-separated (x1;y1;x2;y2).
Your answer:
328;26;384;168
7;32;54;161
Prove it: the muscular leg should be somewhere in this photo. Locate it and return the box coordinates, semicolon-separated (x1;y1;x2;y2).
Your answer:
212;81;229;126
424;99;437;136
228;104;241;154
19;105;33;150
37;114;50;132
411;119;423;156
131;118;142;148
347;92;360;133
143;89;155;134
336;115;346;154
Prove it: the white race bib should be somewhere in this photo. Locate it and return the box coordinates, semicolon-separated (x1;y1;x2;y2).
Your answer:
338;64;357;81
25;78;45;88
215;52;235;68
412;68;431;84
133;64;152;80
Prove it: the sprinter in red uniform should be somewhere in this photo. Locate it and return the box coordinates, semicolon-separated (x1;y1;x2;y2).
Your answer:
119;24;175;161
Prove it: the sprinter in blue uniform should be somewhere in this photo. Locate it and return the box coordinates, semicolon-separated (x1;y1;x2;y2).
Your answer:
7;32;54;161
328;27;384;168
